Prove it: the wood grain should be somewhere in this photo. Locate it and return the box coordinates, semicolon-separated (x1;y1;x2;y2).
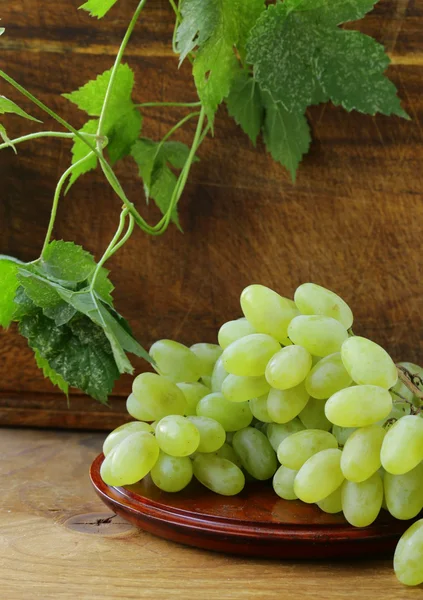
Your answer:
0;427;419;600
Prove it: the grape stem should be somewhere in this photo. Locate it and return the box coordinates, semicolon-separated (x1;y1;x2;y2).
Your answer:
396;366;423;401
391;390;421;415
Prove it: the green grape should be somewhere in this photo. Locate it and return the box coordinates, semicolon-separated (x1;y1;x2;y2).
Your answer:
232;427;278;480
196;392;253;431
103;421;154;456
266;419;305;451
394;519;423;586
381;415;423;475
155;415;200;457
317;486;343;514
225;431;235;444
193;454;245;495
299;397;332;431
211;356;229;392
240;284;299;344
213;442;243;468
100;447;125;487
273;465;298;500
305;352;352;399
265;345;312;390
294;283;353;329
294;448;344;503
341;472;383;527
340;425;386;482
267;383;309;424
277;429;338;470
385;399;411;423
391;380;415;404
190;343;222;377
200;375;212;389
149;339;202;383
311;355;322;367
254;421;269;434
102;432;160;486
150;452;193;492
288;315;348;357
249;395;272;423
177;382;210;416
325;385;392;427
130;373;187;420
221;333;281;377
341;336;397;389
218;317;257;350
331;425;356;447
384;462;423;520
222;373;270;403
186;416;226;453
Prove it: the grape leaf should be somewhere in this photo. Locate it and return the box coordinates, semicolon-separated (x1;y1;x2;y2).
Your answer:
67;119;99;189
226;69;264;146
34;348;69;397
0;96;41;122
284;0;378;26
176;0;219;64
40;240;97;283
79;0;119;19
0;258;20;328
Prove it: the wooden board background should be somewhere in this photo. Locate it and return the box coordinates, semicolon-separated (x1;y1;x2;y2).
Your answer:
0;0;422;429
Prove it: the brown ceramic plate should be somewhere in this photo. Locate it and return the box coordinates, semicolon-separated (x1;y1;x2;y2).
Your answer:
90;453;413;559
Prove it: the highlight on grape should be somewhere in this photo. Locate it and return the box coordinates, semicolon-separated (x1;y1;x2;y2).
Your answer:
100;282;423;587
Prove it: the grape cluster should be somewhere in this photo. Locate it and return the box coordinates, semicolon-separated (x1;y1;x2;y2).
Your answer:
100;283;423;587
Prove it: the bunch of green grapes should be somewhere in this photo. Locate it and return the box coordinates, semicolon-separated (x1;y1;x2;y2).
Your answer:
100;282;423;587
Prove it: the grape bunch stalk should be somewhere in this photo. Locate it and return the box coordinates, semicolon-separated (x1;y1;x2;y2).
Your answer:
100;282;423;587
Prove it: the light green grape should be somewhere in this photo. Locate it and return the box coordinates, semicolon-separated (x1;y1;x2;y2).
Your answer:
130;373;187;420
103;421;154;456
254;421;269;434
211;356;229;392
100;447;125;487
200;375;212;389
222;373;270;403
384;462;423;520
155;415;200;457
341;336;397;389
294;283;353;329
341;472;383;527
177;382;210;416
250;395;273;423
394;519;423;586
150;452;193;492
273;465;298;500
299;397;332;431
232;427;278;480
196;392;253;431
325;385;392;427
186;416;226;453
102;432;160;486
385;400;411;423
277;429;338;470
294;448;344;503
381;415;423;475
267;383;310;424
265;345;312;390
149;339;202;383
213;442;242;468
218;317;257;350
190;343;222;377
240;284;299;344
221;333;281;377
332;425;356;447
340;425;386;482
193;454;245;495
391;380;415;404
317;486;343;514
288;315;348;357
305;352;352;399
266;420;305;451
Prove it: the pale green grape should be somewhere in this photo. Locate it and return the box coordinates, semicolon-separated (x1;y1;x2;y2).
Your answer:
102;432;160;486
391;380;415;404
294;448;344;503
186;416;226;453
265;345;312;390
149;339;202;383
305;352;352;399
381;415;423;474
249;395;272;423
394;519;423;586
218;317;257;350
190;343;222;377
277;429;338;470
222;373;270;403
266;420;305;451
267;383;309;424
200;376;212;389
103;421;154;456
155;415;200;457
196;392;253;431
294;283;353;329
193;454;245;495
299;397;332;431
325;385;392;427
317;486;343;514
311;355;322;367
384;462;423;520
225;431;235;444
341;472;383;527
332;425;356;447
221;333;281;376
211;356;229;392
340;425;386;482
273;465;298;500
177;382;210;416
213;442;242;468
288;315;348;357
240;284;299;344
100;447;125;487
254;421;269;434
232;427;278;480
130;373;187;420
150;452;193;492
341;336;397;389
385;400;411;423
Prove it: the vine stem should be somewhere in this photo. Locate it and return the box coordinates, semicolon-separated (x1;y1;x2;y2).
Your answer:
135;101;201;109
152;110;200;164
396;365;423;400
0;131;74;151
90;209;129;292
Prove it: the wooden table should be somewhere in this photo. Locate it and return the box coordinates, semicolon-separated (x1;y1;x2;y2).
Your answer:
0;427;418;599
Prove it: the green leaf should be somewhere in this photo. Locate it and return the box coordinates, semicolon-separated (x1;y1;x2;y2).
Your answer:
0;96;41;122
67;119;99;189
79;0;119;19
0;124;17;153
0;258;20;328
176;0;219;64
284;0;378;26
226;69;264;145
107;108;143;164
40;241;97;283
88;266;114;305
34;348;69;397
17;269;63;309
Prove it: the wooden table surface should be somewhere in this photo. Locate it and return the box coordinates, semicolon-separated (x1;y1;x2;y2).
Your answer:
1;427;419;599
